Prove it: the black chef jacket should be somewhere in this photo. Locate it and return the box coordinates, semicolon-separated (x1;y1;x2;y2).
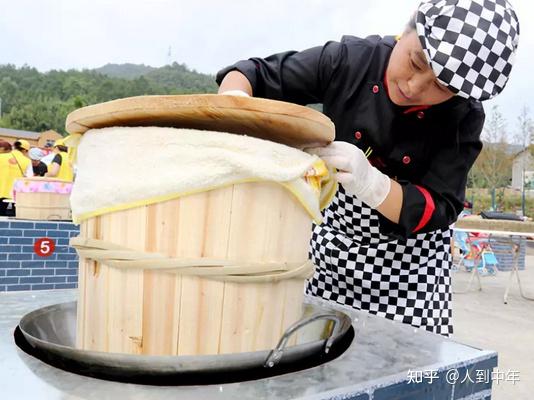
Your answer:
216;35;485;240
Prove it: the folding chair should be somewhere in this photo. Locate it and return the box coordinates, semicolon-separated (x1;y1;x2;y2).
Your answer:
453;230;498;293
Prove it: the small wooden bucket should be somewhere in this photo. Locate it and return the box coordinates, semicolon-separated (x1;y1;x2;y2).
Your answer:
14;177;72;221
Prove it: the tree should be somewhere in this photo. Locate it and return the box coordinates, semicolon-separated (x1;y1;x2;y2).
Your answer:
469;105;512;193
514;107;534;214
0;62;217;133
0;77;19;115
515;106;534;148
514;106;534;149
2;99;74;133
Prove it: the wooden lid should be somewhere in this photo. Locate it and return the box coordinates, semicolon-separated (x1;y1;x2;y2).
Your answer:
65;94;335;147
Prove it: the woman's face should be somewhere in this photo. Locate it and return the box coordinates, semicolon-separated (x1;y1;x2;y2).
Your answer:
386;30;455;106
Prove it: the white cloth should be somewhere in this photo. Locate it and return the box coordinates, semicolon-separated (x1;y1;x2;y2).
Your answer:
70;126;327;223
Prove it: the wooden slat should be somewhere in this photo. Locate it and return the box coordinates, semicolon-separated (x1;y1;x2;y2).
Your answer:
77;216;109;351
75;219;89;349
105;207;146;354
141;200;182;355
219;182;311;353
275;185;313;346
175;188;230;355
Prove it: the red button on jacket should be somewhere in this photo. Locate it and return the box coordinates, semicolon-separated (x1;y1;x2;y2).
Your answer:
354;131;362;140
372;85;379;94
402;156;411;164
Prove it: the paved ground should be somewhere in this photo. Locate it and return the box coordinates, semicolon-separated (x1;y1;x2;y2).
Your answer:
452;247;534;400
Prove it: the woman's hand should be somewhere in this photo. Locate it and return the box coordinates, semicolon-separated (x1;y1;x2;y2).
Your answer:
307;141;391;209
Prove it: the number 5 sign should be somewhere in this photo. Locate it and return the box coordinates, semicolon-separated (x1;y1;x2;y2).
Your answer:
34;238;56;257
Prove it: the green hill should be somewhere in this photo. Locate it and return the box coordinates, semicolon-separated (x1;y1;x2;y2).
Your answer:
94;63;157;80
144;63;217;94
0;63;218;134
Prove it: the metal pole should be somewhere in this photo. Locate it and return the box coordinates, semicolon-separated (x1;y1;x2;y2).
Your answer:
522;148;527;217
522;184;526;216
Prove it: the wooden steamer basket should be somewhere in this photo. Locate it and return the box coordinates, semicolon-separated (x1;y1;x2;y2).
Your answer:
14;177;72;221
66;95;334;356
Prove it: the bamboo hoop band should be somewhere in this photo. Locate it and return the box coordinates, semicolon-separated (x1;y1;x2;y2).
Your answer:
70;237;314;283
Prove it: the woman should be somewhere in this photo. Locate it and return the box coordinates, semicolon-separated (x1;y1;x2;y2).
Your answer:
45;138;74;182
0;140;12;154
27;148;48;177
0;139;31;216
216;0;519;335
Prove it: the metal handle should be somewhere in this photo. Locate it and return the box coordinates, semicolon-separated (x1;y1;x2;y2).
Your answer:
264;313;342;368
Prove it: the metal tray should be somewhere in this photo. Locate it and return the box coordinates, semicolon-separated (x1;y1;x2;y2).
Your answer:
16;301;354;385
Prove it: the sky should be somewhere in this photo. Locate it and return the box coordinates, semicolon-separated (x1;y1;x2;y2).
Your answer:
0;0;532;140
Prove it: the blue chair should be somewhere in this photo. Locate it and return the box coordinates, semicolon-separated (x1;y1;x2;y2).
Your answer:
453;230;498;293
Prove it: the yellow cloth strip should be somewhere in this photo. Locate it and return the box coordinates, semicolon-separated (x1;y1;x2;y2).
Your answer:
70;237;314;283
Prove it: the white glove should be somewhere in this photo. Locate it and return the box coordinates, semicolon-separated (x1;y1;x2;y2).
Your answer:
219;90;250;97
308;141;391;208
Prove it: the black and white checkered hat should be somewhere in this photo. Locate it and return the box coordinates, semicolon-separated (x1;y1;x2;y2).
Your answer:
416;0;519;101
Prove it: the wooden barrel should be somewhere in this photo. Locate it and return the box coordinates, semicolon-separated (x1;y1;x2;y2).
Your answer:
69;95;335;356
76;182;312;355
14;177;72;221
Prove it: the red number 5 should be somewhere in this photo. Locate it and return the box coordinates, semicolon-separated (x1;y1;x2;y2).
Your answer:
34;238;56;257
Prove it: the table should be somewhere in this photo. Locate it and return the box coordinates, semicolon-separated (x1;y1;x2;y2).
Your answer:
0;289;498;400
454;217;534;304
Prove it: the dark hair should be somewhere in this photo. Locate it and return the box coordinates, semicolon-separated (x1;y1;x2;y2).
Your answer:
463;200;473;209
0;140;12;151
14;141;26;151
56;145;68;152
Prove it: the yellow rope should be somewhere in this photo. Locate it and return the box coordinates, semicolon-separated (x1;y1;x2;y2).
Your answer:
70;237;314;283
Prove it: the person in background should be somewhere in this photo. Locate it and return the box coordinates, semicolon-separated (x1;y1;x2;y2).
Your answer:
0;139;31;216
216;0;519;336
13;139;30;157
45;138;74;182
0;140;12;154
26;148;48;177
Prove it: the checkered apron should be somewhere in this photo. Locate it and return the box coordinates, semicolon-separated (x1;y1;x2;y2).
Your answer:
306;187;453;336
